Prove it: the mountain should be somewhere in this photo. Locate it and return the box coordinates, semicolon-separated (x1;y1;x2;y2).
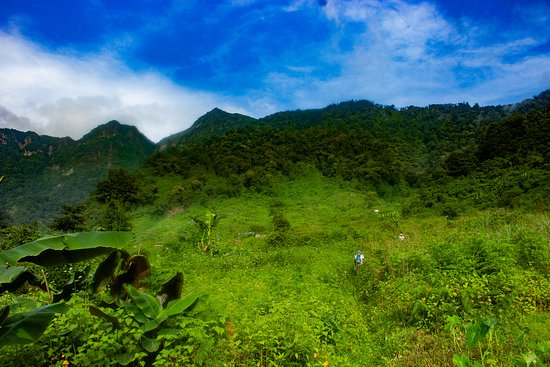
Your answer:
1;90;549;226
147;89;549;211
0;120;155;225
76;120;156;169
158;108;260;148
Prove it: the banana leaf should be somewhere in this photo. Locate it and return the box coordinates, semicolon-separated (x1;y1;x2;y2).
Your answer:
0;302;69;347
91;251;121;293
119;299;149;324
141;335;161;353
158;292;198;319
124;284;161;319
156;272;183;306
110;263;137;298
0;231;133;266
0;265;42;293
124;255;150;287
111;255;151;297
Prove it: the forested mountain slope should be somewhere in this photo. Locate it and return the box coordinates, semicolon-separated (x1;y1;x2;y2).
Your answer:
147;91;549;212
0;120;155;225
1;90;549;226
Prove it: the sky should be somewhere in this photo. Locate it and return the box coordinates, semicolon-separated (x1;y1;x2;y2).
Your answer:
1;0;549;142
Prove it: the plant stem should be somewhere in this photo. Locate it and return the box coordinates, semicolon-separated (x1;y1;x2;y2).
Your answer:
41;269;52;303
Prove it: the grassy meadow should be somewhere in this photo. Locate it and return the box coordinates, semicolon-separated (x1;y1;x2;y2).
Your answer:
1;171;549;366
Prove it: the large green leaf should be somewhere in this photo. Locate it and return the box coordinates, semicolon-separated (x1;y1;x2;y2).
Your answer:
119;299;149;324
0;265;41;293
91;251;121;293
140;319;161;333
116;353;137;366
0;265;27;284
156;272;183;307
141;335;161;352
0;302;69;347
158;292;199;319
0;231;132;266
124;284;161;319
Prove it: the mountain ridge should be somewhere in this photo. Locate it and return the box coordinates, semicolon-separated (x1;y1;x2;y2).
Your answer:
1;89;549;225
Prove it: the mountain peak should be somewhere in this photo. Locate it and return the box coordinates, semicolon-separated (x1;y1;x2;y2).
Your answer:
80;120;149;143
207;107;226;114
159;109;259;147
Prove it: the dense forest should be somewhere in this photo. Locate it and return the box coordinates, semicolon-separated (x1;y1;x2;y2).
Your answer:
146;95;549;212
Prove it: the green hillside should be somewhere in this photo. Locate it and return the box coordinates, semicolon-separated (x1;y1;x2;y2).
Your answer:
2;170;549;366
0;91;549;366
0;120;155;225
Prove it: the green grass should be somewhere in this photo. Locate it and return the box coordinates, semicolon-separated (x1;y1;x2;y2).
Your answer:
2;172;549;366
125;173;550;365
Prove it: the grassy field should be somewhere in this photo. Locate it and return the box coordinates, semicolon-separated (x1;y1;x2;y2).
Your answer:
2;172;549;366
128;172;550;365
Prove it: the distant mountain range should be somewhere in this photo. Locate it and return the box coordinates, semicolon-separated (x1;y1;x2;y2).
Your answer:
1;89;549;225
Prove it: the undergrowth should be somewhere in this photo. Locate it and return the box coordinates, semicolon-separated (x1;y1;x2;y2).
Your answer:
1;174;549;366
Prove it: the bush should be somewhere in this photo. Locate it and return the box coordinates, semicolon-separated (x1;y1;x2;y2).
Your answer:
515;232;550;274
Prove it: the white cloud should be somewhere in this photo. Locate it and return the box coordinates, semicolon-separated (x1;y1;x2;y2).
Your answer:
255;0;550;108
0;32;246;142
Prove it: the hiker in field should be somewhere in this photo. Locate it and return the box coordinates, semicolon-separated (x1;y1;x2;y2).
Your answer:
354;250;364;273
398;232;405;241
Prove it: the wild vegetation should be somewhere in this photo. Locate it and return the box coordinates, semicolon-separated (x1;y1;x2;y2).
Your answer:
0;92;549;365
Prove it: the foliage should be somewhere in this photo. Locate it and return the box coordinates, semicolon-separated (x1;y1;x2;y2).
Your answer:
100;200;133;231
267;200;291;246
50;203;87;233
94;169;142;206
0;121;155;225
193;209;220;253
0;231;133;266
0;223;43;251
0;300;69;347
2;93;550;365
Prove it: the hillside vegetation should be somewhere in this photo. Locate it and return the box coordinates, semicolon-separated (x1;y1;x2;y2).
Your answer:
0;121;155;224
0;91;549;366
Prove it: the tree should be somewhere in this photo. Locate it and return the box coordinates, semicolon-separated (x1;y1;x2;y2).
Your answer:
101;201;132;231
50;203;87;233
94;169;140;206
0;210;10;230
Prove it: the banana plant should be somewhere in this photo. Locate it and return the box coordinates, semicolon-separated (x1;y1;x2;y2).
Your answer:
193;209;220;253
0;231;133;348
0;300;69;347
121;282;198;353
89;273;197;365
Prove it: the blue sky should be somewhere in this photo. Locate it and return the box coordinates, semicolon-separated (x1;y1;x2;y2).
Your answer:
1;0;549;142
